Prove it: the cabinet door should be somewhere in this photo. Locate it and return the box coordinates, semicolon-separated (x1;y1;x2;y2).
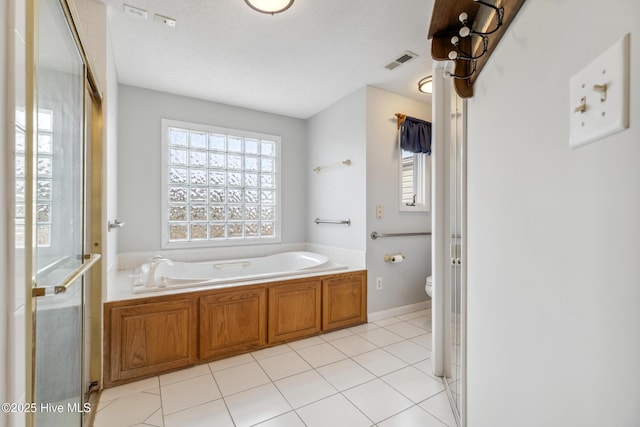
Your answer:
107;298;197;384
322;272;367;331
200;288;266;360
268;281;321;344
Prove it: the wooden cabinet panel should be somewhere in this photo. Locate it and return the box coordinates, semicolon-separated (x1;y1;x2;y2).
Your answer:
200;288;266;360
104;270;367;387
322;272;367;331
106;298;197;384
268;280;321;343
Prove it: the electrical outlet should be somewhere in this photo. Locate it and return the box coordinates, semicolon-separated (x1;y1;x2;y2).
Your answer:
376;277;383;290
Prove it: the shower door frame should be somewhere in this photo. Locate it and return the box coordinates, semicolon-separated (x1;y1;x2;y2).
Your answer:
431;65;467;426
24;0;104;425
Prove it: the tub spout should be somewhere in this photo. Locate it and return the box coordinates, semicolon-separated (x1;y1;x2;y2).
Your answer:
146;258;173;288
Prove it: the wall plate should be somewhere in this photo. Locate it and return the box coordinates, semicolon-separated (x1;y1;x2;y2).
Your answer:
569;34;630;148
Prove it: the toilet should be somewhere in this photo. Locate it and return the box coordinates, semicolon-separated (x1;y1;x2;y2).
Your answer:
425;275;433;297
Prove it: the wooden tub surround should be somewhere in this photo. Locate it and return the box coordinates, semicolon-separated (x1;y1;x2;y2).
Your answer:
103;270;367;388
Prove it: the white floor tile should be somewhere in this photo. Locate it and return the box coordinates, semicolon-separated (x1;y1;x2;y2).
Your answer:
94;308;456;427
420;391;458;427
287;335;325;351
99;377;159;402
258;351;312;381
208;353;254;372
93;391;161;427
412;359;438;378
144;408;163;426
383;340;430;364
346;322;380;334
381;366;445;403
296;342;347;367
374;317;402;327
397;311;426;321
214;361;271;396
329;334;378;356
343;379;413;423
316;358;375;391
358;328;404;347
161;374;221;415
275;370;337;408
408;315;432;331
296;394;373;427
252;344;293;360
352;349;407;377
254;411;305;427
164;399;233;427
410;333;433;350
320;328;354;342
159;364;211;386
384;322;427;339
378;405;446;426
225;383;292;427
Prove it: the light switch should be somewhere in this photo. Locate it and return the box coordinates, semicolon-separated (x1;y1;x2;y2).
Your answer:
376;205;383;219
569;33;630;148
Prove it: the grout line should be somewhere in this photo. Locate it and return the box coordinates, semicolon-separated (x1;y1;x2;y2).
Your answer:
100;309;452;427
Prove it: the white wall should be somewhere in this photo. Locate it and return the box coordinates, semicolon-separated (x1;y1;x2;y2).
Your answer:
74;0;118;276
117;85;308;253
306;86;432;312
1;1;10;425
466;1;640;425
6;0;27;425
306;88;367;251
365;87;431;312
105;23;118;273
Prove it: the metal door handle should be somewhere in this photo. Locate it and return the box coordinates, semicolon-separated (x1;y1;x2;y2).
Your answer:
32;254;101;297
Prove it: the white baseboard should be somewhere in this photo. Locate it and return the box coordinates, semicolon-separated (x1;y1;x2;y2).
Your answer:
368;299;432;322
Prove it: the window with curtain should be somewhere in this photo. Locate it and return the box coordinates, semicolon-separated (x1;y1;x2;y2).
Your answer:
399;116;431;212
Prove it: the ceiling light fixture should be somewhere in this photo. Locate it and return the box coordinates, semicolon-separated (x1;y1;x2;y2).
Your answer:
418;76;433;94
244;0;295;15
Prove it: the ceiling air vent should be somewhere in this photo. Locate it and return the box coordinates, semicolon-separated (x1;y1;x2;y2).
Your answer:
385;51;418;70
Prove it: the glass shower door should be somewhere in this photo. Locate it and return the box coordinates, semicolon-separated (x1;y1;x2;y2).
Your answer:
29;0;99;425
444;88;466;425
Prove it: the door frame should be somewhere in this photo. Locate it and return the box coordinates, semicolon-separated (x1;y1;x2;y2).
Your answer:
431;64;467;426
24;0;103;425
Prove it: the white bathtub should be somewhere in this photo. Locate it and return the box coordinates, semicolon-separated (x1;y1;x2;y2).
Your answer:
132;251;347;294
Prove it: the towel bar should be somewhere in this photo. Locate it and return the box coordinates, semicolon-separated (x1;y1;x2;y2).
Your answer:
314;218;351;226
370;231;431;239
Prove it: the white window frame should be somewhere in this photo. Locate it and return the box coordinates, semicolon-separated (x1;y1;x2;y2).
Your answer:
398;148;431;212
161;119;282;248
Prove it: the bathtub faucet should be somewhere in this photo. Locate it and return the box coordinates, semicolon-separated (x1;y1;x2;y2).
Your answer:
146;257;174;288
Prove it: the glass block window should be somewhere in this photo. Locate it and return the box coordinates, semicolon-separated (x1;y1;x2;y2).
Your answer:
15;108;54;248
161;119;281;248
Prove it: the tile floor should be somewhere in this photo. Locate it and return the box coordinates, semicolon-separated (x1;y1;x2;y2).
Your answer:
94;309;456;427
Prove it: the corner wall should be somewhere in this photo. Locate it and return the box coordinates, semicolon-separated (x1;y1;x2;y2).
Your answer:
306;86;432;313
306;88;367;252
466;1;640;425
365;87;431;313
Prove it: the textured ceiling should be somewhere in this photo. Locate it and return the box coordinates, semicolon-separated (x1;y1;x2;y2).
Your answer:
104;0;434;118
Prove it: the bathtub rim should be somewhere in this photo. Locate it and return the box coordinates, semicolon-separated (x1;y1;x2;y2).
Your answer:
108;252;358;302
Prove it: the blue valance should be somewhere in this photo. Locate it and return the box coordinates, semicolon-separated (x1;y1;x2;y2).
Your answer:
400;116;432;154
